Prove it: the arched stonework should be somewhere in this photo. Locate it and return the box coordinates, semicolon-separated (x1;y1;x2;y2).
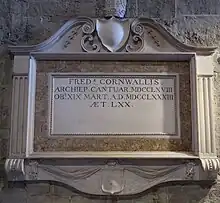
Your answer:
5;17;220;196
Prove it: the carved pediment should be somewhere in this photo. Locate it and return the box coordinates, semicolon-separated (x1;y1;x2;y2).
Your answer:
8;17;216;55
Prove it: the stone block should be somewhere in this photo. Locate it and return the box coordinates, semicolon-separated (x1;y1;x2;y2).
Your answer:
27;0;97;19
10;0;31;43
11;0;28;17
26;183;50;196
26;184;61;203
138;0;175;19
0;138;8;158
0;86;11;108
95;0;105;17
70;195;104;203
78;0;97;17
167;184;210;203
96;0;138;18
41;0;79;18
0;129;9;138
27;1;42;18
0;0;11;31
52;196;70;203
117;187;169;203
157;16;220;46
125;0;138;17
26;16;61;44
117;194;155;203
1;187;27;203
53;184;74;197
0;57;12;85
0;106;10;129
177;0;220;15
0;17;6;44
27;195;52;203
199;183;220;203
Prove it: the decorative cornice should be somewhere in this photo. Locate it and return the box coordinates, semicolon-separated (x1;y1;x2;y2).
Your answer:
30;52;195;61
7;17;217;56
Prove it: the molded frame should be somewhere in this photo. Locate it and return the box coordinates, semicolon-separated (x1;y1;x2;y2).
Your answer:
26;52;197;159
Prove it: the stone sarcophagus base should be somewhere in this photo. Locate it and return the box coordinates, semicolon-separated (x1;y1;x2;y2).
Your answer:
5;159;209;196
5;16;220;196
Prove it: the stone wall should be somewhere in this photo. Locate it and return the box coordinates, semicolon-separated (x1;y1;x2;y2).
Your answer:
1;182;219;203
1;0;220;202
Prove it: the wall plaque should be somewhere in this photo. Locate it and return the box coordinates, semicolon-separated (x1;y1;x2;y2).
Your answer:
5;15;220;190
49;73;180;137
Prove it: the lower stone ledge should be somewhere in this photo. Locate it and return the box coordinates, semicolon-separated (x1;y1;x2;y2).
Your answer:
4;158;219;196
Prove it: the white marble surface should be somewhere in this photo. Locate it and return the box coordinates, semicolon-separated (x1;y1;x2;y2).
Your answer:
50;74;178;137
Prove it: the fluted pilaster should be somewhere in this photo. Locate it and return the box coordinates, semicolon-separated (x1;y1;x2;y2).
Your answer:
9;75;28;157
197;76;215;155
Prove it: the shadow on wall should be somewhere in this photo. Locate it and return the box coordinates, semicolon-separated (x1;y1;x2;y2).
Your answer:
0;180;216;203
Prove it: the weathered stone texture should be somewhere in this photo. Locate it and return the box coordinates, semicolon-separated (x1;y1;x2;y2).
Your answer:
0;183;107;203
1;0;220;202
0;53;12;160
0;183;218;203
125;0;138;17
0;0;12;45
177;0;220;15
158;16;220;46
138;0;175;19
2;1;220;47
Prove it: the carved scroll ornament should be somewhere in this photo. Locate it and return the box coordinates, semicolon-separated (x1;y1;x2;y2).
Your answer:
126;19;144;52
80;17;144;53
81;18;101;53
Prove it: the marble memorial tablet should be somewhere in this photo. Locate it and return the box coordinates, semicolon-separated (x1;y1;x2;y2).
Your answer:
49;74;180;137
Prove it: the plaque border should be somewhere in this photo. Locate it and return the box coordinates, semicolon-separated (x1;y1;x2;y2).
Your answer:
48;72;180;138
24;52;198;158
